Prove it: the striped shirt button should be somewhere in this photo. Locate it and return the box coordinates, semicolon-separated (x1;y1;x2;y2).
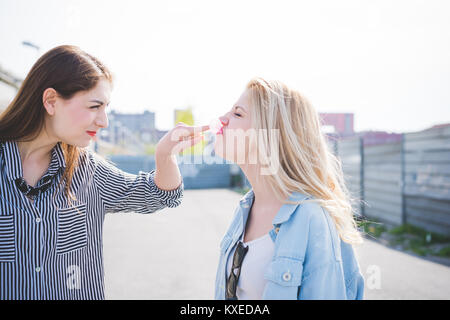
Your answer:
35;267;41;272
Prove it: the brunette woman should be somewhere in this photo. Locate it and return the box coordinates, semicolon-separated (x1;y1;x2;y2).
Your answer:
0;45;206;299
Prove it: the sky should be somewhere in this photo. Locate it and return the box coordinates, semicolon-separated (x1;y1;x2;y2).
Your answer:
1;0;449;133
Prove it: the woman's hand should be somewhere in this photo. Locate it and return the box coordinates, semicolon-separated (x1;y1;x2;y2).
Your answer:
155;122;210;158
154;122;209;191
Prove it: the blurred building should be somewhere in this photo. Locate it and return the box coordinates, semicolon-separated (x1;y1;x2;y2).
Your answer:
319;113;354;137
0;65;22;113
109;110;156;131
357;131;403;146
429;122;450;130
103;110;167;145
320;112;404;146
174;108;194;126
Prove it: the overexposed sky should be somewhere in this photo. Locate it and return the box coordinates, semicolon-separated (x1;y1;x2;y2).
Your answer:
1;0;449;133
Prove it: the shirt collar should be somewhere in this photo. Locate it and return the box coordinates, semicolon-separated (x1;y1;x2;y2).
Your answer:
239;188;311;226
239;188;255;206
272;191;311;225
1;141;66;182
238;189;255;229
48;142;66;174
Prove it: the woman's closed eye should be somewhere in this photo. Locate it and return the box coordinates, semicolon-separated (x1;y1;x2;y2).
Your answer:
89;105;101;109
234;112;242;117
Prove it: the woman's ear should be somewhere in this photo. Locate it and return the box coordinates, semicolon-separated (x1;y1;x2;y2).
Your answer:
42;88;58;116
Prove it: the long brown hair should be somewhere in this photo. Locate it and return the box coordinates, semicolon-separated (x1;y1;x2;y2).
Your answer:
0;45;113;201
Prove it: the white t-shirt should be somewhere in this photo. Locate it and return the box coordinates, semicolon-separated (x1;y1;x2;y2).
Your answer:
226;232;275;300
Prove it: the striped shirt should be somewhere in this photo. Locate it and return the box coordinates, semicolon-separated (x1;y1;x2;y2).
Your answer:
0;140;183;300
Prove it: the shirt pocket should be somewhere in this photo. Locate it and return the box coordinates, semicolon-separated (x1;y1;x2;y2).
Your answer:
0;214;15;262
57;203;88;255
263;257;304;300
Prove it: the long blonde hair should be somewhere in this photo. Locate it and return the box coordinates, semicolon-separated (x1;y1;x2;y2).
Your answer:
246;77;363;245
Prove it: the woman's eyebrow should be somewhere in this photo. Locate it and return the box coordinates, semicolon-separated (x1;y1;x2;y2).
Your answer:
89;99;110;105
234;105;247;113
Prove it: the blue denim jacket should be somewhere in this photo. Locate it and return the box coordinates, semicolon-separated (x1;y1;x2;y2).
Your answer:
214;189;364;300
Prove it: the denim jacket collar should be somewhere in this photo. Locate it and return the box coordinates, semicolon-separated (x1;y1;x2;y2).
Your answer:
272;192;311;225
237;189;255;233
239;189;311;227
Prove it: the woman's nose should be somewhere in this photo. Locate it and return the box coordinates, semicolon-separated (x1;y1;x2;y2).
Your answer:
96;110;109;128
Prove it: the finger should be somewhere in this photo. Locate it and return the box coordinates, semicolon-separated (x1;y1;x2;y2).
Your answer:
179;135;204;149
179;124;210;136
197;125;210;132
170;127;191;142
172;136;204;154
178;132;207;141
170;125;210;142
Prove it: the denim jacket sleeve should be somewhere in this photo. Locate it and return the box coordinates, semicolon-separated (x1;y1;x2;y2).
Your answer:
263;201;364;300
298;202;364;300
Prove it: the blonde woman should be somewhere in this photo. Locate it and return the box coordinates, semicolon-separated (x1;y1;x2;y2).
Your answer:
213;78;364;300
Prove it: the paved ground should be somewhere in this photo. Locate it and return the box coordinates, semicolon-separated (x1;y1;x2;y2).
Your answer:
103;189;450;300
